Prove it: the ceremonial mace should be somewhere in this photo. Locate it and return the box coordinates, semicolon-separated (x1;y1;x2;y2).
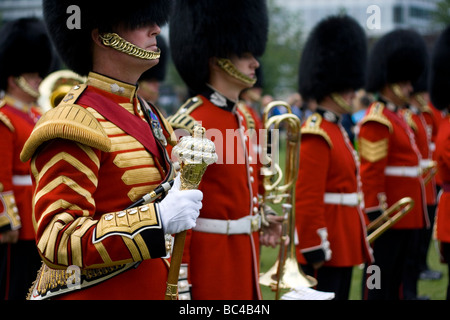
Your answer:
165;124;217;300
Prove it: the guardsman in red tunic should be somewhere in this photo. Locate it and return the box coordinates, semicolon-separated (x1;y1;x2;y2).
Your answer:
168;0;283;300
294;15;373;300
414;61;445;284
401;62;442;299
22;0;203;300
0;17;56;300
429;25;450;300
358;29;428;300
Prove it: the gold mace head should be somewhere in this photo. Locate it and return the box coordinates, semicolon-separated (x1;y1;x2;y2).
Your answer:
172;124;218;190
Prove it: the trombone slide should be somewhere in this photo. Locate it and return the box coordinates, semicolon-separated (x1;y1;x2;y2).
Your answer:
366;197;415;243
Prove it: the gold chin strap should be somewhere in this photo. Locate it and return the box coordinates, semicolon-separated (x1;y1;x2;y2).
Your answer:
15;76;40;99
413;92;427;108
99;32;161;60
217;58;257;86
330;92;352;113
390;83;409;104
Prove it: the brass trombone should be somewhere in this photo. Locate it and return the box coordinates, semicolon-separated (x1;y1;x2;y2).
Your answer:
366;196;415;243
259;101;317;300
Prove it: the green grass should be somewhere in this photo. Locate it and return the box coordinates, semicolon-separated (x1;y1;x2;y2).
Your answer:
259;240;448;300
260;132;448;300
259;246;280;300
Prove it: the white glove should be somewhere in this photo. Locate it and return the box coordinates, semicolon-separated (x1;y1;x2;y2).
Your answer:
157;173;203;235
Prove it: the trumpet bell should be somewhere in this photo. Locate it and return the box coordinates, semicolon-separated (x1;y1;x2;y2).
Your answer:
279;257;317;289
260;257;317;290
38;70;86;112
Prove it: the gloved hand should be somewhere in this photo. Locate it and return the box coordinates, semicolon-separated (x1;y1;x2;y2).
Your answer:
157;173;203;235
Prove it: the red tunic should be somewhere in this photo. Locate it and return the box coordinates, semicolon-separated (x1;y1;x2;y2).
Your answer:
358;102;427;229
22;73;175;300
422;102;444;187
435;116;450;243
0;96;41;240
168;90;261;300
295;110;372;267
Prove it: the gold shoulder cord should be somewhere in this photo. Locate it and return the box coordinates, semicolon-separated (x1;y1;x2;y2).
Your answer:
99;33;161;60
301;113;333;148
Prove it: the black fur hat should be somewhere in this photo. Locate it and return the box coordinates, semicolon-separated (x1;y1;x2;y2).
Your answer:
139;35;169;82
366;29;427;93
43;0;172;76
298;15;367;103
429;25;450;110
169;0;268;93
0;17;55;91
412;58;429;94
254;63;264;89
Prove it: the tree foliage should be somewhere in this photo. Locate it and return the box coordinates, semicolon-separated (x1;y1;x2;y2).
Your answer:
432;0;450;28
166;0;305;100
260;0;304;98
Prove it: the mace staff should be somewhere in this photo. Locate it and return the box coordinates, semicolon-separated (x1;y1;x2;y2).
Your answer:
165;124;217;300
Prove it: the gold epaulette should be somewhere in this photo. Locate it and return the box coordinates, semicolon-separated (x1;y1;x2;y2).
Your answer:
0;100;14;132
237;101;256;131
167;96;203;135
402;109;417;132
20;84;111;162
360;102;393;133
301;113;332;148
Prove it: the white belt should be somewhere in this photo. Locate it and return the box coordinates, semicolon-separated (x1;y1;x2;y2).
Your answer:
193;215;261;235
384;166;421;177
420;159;434;168
323;192;361;206
12;175;32;186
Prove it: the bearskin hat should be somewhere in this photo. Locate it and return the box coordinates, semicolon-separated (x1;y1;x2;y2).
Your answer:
42;0;172;76
139;35;169;82
429;26;450;110
298;15;367;103
254;63;264;89
0;17;55;91
412;58;429;94
169;0;268;94
366;29;427;93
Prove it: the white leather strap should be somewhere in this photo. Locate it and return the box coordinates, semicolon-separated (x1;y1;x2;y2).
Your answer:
420;159;434;168
323;192;361;206
384;166;421;177
193;215;261;235
12;175;32;186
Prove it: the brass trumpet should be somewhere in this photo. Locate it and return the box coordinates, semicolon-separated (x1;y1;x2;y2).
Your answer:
366;196;415;243
38;70;86;111
259;101;317;299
